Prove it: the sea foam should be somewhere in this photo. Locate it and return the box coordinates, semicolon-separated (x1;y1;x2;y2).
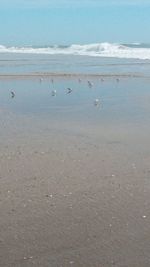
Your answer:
0;43;150;60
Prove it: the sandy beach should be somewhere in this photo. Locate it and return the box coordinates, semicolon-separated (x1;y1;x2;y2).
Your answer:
1;0;150;264
0;73;150;267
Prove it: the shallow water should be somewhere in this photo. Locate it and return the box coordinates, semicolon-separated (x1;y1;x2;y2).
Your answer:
0;76;149;118
0;76;150;150
0;53;150;76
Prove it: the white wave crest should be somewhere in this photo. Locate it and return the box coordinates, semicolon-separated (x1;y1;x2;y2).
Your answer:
0;43;150;60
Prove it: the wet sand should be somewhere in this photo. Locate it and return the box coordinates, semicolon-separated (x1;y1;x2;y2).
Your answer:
0;72;148;79
1;76;150;266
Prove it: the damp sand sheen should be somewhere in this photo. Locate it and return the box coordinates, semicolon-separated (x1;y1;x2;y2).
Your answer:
0;50;150;266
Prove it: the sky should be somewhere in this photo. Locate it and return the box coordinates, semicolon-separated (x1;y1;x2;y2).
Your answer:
0;0;150;45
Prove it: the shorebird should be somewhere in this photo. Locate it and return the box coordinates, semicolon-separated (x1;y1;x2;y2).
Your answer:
39;77;43;83
51;78;54;83
116;78;120;82
94;98;100;106
66;88;73;94
11;91;15;98
51;90;57;96
101;78;104;82
88;81;93;88
78;78;81;83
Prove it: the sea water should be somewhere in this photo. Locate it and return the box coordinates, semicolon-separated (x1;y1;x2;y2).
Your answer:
0;43;150;76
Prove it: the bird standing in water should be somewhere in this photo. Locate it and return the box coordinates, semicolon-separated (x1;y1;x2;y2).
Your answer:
94;98;100;106
88;81;93;88
11;91;15;98
51;90;57;96
66;88;73;94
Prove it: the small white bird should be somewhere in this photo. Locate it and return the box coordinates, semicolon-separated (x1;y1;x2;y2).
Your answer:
51;90;57;96
101;78;104;82
94;98;100;106
39;78;43;83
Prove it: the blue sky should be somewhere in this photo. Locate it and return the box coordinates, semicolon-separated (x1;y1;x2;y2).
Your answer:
0;0;150;45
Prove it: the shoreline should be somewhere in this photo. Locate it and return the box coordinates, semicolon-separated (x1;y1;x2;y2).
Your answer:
0;72;149;80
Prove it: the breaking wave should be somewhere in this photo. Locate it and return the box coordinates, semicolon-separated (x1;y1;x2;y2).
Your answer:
0;42;150;60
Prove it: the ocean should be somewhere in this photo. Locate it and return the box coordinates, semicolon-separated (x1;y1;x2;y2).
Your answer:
0;42;150;76
1;42;150;59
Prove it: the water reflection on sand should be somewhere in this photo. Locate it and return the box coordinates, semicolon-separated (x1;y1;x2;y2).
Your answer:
1;75;150;267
